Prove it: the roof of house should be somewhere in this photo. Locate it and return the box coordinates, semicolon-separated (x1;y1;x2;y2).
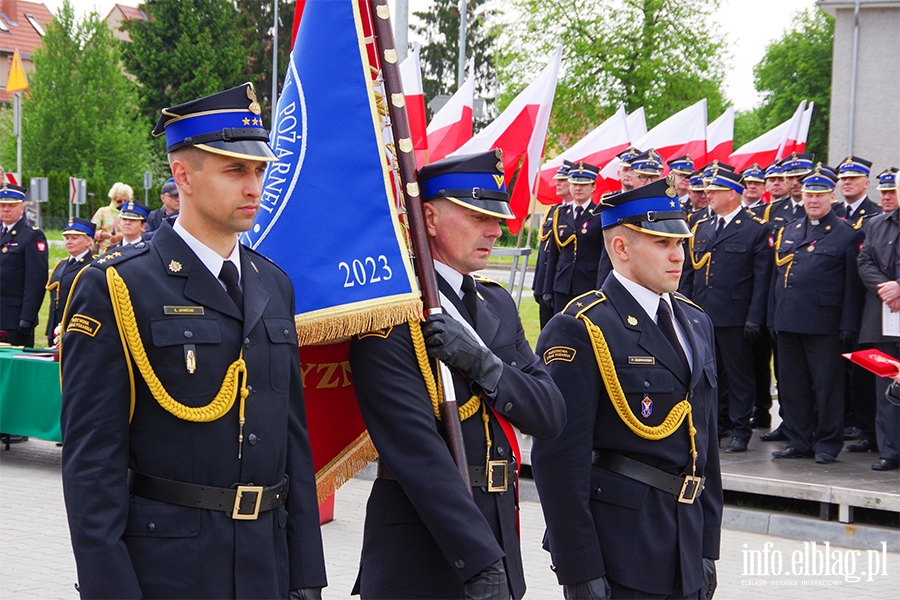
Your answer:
1;0;54;103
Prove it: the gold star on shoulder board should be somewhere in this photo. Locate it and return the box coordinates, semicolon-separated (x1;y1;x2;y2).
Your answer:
627;315;638;326
168;260;182;273
576;302;583;307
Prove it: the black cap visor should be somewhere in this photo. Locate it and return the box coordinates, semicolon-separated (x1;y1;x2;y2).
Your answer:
446;196;515;219
195;139;277;162
623;218;692;238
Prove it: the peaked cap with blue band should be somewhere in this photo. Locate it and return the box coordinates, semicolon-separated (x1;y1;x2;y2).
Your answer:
418;150;513;219
705;169;745;194
667;155;694;175
701;160;735;180
63;217;96;238
877;167;898;191
599;176;691;238
741;163;766;183
689;170;705;191
568;161;600;184
631;149;664;175
778;152;815;177
764;161;784;178
837;155;873;178
119;200;151;221
152;83;276;162
553;159;576;180
617;146;642;166
800;163;837;193
0;182;27;203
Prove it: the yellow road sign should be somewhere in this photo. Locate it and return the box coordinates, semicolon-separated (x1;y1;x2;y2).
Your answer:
6;50;28;92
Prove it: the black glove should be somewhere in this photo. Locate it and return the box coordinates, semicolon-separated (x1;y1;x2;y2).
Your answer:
422;313;503;392
563;576;611;600
743;321;761;341
18;319;33;329
464;559;510;600
839;330;857;348
700;558;717;600
289;588;322;600
542;292;554;306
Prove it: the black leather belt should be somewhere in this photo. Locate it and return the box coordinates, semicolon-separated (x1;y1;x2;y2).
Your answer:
128;470;289;520
377;461;517;492
592;450;704;504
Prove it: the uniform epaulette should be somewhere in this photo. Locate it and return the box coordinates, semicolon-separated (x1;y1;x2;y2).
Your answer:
244;244;288;277
751;215;766;225
32;225;40;230
562;290;606;317
91;244;149;268
672;292;703;312
473;274;502;286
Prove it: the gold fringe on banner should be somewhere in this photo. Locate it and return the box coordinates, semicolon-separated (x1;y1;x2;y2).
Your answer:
315;430;379;504
295;296;422;347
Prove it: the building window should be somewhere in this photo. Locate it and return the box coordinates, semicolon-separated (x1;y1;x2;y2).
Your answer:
25;14;45;36
0;18;9;33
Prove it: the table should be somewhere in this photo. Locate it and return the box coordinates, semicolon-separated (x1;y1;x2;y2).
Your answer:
0;347;62;443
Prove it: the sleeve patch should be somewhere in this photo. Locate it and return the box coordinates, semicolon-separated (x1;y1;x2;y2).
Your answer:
543;346;577;364
66;314;102;337
36;241;46;252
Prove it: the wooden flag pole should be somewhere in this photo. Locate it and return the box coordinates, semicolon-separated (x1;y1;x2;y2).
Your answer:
367;0;471;491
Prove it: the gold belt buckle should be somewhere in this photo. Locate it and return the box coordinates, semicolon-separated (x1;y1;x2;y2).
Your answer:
487;460;508;493
677;476;703;504
232;485;264;519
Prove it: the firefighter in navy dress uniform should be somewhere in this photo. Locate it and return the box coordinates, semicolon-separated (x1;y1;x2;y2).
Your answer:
682;169;772;452
535;160;574;328
769;165;866;463
348;151;566;600
45;217;96;344
0;182;48;347
549;161;606;313
59;83;327;599
534;178;723;599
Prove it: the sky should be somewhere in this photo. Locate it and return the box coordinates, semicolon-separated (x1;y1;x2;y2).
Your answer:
45;0;820;112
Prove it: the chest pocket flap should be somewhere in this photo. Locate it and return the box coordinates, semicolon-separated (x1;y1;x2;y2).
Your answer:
150;318;221;347
616;366;675;394
264;318;298;344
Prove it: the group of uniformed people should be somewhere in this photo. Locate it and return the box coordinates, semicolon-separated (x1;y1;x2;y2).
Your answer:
534;148;900;473
2;77;895;600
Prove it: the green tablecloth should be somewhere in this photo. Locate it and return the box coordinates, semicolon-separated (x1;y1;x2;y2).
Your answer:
0;347;62;442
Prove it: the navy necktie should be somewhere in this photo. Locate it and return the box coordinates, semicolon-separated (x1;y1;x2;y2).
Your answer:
218;261;243;313
657;299;690;379
461;275;478;328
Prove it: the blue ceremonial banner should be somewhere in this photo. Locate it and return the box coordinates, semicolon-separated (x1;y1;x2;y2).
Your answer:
242;0;420;345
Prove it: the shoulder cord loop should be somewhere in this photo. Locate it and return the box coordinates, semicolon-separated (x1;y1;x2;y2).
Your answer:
579;314;697;460
408;317;480;421
688;219;712;284
106;266;249;425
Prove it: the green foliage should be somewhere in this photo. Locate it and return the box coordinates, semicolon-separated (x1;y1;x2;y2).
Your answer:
122;0;252;126
234;0;296;121
498;0;728;149
733;108;767;150
412;0;501;128
0;1;156;217
752;7;833;158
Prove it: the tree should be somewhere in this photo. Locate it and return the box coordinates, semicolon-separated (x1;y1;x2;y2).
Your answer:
235;0;296;121
0;0;156;217
751;7;833;158
411;0;501;127
122;0;252;124
498;0;728;148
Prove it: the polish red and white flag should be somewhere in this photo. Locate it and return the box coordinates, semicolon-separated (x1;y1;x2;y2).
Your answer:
729;100;806;171
535;104;631;204
706;107;735;165
451;46;562;233
601;98;708;183
626;107;648;141
398;42;428;166
425;75;475;164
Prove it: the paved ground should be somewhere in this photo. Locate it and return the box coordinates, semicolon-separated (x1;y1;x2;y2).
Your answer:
2;440;898;599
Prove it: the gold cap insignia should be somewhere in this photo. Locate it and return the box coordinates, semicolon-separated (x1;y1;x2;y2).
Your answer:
627;315;638;326
247;84;261;115
168;260;182;273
